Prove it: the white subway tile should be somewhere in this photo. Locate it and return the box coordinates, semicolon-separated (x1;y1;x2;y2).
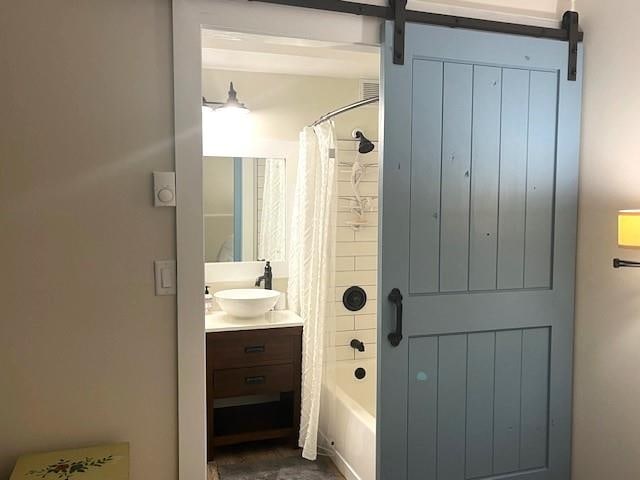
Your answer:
336;300;376;317
335;257;355;272
336;270;377;286
336;241;377;257
337;211;378;227
352;328;377;344
355;256;377;271
337;197;378;212
355;314;377;330
336;142;357;152
354;226;378;242
334;346;355;361
336;227;355;242
334;330;358;346
338;181;378;197
327;142;379;363
336;316;355;331
355;345;376;360
338;166;379;183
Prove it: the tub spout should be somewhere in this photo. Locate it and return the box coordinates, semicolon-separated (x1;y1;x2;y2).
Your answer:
350;339;365;352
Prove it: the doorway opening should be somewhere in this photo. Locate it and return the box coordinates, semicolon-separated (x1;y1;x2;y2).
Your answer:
201;27;381;480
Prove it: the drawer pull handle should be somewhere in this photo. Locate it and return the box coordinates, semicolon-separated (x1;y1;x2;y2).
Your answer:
245;375;266;385
244;345;266;354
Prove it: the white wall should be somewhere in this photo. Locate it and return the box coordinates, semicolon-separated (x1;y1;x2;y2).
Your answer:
572;1;640;478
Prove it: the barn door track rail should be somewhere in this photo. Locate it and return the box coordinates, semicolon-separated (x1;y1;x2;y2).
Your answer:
247;0;583;80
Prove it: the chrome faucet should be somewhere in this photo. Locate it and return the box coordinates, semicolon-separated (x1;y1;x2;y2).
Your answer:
255;261;273;290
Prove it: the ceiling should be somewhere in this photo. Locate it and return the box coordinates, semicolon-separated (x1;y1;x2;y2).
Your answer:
201;29;380;80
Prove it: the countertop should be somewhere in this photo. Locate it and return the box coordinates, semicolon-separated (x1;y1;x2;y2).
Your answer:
205;310;304;333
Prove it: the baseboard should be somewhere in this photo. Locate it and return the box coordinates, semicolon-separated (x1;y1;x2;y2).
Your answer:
317;431;361;480
331;448;361;480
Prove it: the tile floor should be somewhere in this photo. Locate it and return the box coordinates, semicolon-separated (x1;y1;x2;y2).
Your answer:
207;441;344;480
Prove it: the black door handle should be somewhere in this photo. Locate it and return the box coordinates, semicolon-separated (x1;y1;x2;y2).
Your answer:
388;288;403;347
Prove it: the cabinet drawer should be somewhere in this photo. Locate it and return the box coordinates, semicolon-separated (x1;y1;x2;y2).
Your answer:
208;331;295;369
213;364;294;398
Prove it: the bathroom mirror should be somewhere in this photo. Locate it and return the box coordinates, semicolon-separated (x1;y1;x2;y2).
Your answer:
204;156;286;263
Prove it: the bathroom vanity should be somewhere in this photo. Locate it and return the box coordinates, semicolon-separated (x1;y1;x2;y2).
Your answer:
205;311;303;460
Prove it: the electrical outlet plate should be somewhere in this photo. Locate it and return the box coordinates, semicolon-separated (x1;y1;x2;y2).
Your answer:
154;259;176;295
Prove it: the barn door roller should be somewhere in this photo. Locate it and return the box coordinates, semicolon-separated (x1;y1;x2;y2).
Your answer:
247;0;583;80
562;10;580;81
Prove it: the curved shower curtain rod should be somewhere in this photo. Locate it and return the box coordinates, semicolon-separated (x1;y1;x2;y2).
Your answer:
310;96;379;127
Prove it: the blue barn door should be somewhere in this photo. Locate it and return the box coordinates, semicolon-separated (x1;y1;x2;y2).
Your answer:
378;21;582;480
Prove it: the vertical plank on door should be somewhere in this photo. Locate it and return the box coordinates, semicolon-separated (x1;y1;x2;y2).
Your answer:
520;328;550;469
524;71;558;289
437;334;468;479
408;336;439;479
440;62;473;292
497;69;530;290
469;66;502;291
493;329;523;474
410;60;444;294
466;331;496;478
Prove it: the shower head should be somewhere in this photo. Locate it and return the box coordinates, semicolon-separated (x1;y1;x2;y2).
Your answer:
352;129;375;154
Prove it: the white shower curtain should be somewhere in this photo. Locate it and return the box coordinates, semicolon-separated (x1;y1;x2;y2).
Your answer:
288;122;337;461
258;158;286;261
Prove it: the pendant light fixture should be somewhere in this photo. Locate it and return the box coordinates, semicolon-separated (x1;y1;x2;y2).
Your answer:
202;82;249;115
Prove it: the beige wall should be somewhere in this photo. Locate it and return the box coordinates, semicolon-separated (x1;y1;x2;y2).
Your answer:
0;1;176;479
572;0;640;477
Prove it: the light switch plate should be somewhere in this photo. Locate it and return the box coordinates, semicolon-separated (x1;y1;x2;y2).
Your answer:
153;171;176;207
154;260;176;295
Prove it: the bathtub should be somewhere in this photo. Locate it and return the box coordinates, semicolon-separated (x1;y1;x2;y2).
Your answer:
320;358;376;480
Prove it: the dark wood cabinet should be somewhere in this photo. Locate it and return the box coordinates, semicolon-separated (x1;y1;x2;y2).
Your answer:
206;326;302;460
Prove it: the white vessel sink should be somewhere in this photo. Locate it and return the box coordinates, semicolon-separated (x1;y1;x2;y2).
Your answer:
214;289;281;318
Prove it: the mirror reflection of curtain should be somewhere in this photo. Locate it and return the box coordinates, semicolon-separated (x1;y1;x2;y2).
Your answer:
258;158;286;261
233;158;243;261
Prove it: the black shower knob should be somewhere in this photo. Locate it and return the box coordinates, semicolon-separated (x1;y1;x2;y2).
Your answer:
343;286;367;312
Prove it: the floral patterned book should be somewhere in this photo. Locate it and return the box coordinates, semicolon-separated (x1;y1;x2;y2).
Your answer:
10;443;129;480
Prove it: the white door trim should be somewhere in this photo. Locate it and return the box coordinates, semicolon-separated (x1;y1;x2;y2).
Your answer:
173;3;206;480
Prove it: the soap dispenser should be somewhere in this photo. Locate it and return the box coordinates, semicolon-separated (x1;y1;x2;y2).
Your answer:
204;285;214;314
